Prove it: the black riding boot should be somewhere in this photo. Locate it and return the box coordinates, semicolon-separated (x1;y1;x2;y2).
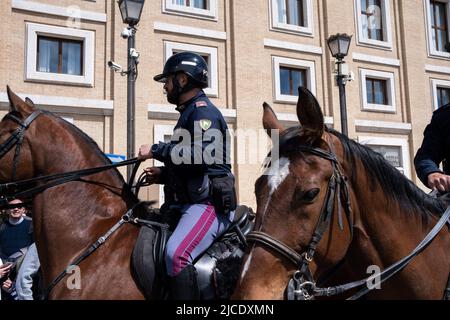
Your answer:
168;265;200;300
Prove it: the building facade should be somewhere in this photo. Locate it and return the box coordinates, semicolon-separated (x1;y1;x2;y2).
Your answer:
0;0;449;208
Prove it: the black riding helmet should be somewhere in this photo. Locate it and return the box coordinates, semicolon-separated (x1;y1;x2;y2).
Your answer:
154;51;209;89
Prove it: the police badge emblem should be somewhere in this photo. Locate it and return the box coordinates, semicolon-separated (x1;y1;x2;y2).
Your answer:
199;119;212;131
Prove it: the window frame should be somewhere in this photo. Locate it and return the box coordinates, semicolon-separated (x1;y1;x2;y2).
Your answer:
164;42;218;97
25;23;94;86
270;0;314;36
360;69;396;113
355;0;393;50
358;136;411;178
163;0;218;21
273;56;316;104
425;0;450;59
431;79;450;110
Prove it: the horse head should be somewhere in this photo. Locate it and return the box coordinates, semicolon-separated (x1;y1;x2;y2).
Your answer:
0;86;41;182
234;87;354;299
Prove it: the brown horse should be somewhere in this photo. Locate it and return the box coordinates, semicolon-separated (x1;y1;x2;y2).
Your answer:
234;87;450;299
0;87;144;299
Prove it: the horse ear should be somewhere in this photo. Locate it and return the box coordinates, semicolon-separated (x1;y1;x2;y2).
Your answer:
262;102;285;138
6;85;34;116
25;97;35;108
296;87;324;141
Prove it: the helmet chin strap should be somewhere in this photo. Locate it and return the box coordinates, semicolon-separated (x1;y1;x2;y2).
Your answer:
171;74;195;106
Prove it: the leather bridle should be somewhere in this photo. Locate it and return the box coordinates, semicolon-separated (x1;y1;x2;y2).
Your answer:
246;142;450;300
0;110;42;180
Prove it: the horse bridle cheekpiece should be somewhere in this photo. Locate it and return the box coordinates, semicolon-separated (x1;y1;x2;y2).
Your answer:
246;142;450;300
246;144;353;300
0;110;42;180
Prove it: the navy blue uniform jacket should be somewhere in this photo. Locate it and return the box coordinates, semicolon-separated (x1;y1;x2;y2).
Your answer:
414;103;450;187
152;90;232;183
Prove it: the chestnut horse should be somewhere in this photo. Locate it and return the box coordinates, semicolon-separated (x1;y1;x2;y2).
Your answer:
234;87;450;299
0;87;144;299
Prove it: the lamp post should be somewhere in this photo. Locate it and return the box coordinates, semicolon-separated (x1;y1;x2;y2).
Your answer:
118;0;145;182
327;33;352;137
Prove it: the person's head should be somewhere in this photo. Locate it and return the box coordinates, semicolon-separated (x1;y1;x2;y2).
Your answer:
7;199;26;221
154;51;208;105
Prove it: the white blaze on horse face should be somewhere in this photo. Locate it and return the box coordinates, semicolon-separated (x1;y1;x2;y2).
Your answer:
266;157;291;195
257;157;291;232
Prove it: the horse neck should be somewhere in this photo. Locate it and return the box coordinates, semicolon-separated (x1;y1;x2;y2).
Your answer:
30;117;131;269
33;117;125;189
340;152;438;275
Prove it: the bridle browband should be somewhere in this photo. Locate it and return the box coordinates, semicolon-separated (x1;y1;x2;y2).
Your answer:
0;110;43;180
246;141;450;300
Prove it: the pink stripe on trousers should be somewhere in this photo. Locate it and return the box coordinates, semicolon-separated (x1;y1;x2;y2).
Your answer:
172;205;215;275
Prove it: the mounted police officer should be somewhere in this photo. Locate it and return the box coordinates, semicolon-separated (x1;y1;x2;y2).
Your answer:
138;51;236;300
414;102;450;192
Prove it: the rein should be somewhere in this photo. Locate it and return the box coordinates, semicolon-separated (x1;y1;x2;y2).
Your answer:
0;158;141;209
0;109;142;208
246;143;450;300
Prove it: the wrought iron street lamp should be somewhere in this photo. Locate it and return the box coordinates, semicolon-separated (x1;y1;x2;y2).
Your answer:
118;0;145;181
327;33;352;136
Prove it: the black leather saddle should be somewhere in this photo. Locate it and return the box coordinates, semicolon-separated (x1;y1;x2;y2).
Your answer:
131;204;255;299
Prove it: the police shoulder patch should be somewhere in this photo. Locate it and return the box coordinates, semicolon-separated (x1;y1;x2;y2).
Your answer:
196;101;208;108
199;119;212;131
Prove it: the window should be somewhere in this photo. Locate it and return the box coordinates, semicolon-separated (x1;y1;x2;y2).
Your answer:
366;78;388;105
355;0;393;49
280;67;306;96
163;0;217;20
270;0;313;35
277;0;305;26
273;56;316;103
431;79;450;109
164;42;218;97
360;69;396;112
173;0;207;9
425;0;450;58
358;136;411;178
25;23;94;86
368;145;404;173
361;0;384;41
431;0;449;52
437;87;450;106
37;36;83;76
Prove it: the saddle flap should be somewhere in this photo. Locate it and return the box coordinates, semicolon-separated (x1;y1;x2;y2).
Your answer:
131;226;155;299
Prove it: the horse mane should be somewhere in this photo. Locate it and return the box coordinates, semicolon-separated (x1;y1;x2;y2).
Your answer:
328;129;446;218
276;126;445;219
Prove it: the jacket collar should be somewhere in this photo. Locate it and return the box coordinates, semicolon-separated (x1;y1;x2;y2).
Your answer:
176;90;206;113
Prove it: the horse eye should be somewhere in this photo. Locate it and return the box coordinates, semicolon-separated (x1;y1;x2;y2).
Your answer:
303;188;320;202
291;188;320;208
